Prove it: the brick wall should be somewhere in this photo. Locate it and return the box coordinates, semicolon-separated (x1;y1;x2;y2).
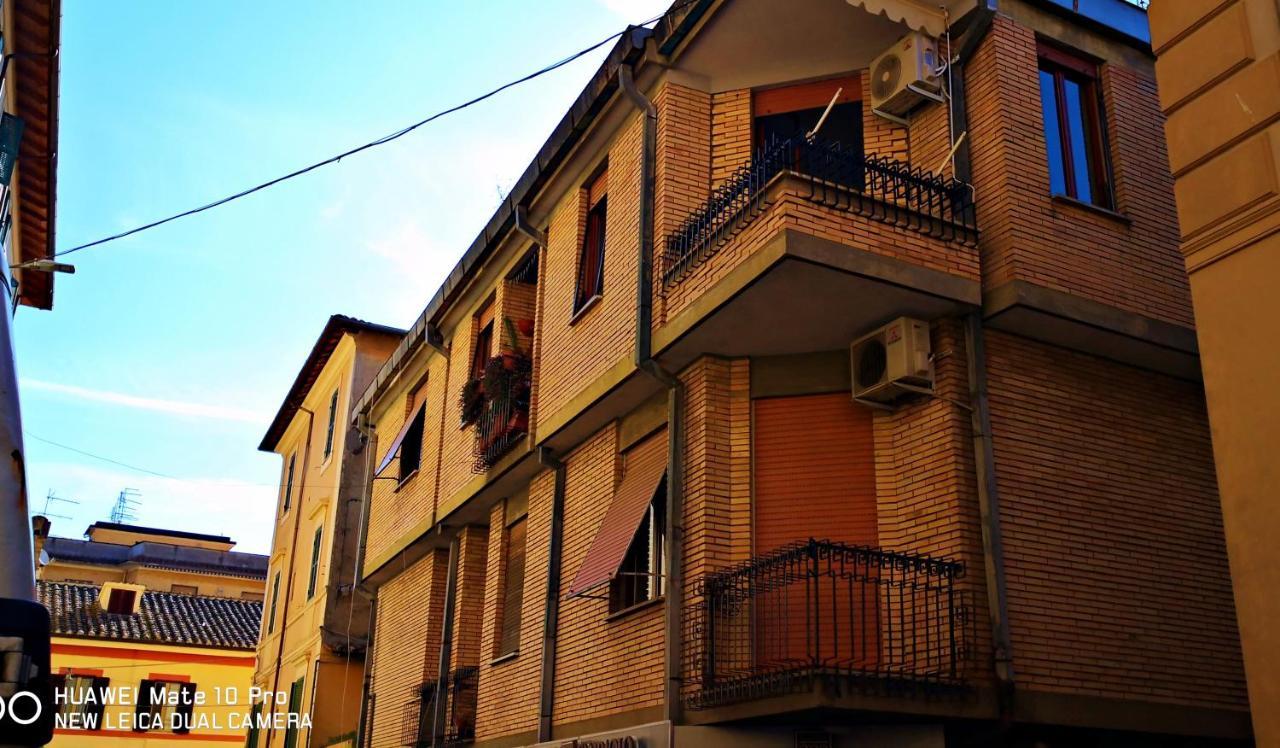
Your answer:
475;471;554;741
965;16;1191;326
535;115;643;434
710;89;751;185
368;549;448;748
552;424;664;726
655;82;712;326
450;525;488;669
985;331;1246;709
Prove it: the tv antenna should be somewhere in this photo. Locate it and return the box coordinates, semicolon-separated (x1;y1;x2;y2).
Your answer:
108;488;141;524
39;490;80;522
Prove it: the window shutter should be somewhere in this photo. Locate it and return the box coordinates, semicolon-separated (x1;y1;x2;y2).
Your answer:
174;682;196;734
283;678;304;748
134;679;153;732
307;526;323;599
87;677;110;728
324;389;339;457
245;702;262;748
499;518;527;656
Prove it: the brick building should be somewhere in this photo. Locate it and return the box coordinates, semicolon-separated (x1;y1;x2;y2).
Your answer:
343;1;1249;746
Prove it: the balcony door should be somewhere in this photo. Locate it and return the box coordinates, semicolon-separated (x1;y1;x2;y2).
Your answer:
752;392;879;673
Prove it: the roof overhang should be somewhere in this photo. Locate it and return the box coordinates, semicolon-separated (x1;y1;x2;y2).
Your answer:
849;0;981;36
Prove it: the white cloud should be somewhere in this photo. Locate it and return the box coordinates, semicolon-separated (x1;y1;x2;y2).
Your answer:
21;379;267;425
30;461;279;555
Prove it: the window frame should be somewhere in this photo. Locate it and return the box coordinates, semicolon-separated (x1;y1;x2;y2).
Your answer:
572;168;608;316
307;525;323;600
268;571;280;634
1037;41;1113;209
608;482;667;615
496;515;527;658
281;453;296;515
106;588;136;615
398;405;426;484
323;388;339;460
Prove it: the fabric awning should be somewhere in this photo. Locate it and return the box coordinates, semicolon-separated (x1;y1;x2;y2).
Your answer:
567;432;668;597
847;0;949;36
375;404;425;476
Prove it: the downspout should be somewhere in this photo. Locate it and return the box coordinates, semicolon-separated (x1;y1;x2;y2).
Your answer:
535;447;565;743
431;534;461;748
949;3;1016;723
352;414;378;748
264;406;315;748
619;61;686;729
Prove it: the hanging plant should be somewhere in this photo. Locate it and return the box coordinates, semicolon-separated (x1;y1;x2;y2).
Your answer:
459;377;485;427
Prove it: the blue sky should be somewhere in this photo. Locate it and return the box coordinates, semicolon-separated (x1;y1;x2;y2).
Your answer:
18;0;670;554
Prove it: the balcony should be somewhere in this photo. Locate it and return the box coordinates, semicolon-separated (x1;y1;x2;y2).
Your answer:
462;351;532;473
683;539;969;713
402;666;478;748
661;136;977;290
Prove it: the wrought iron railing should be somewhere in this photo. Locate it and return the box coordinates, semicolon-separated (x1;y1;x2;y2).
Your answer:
401;666;479;748
471;353;532;473
683;538;968;710
661;136;978;287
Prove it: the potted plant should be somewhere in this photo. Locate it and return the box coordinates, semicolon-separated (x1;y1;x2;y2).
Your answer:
459;377;484;427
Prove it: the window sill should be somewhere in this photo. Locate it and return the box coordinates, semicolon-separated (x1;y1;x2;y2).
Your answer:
1051;194;1130;225
568;294;602;326
393;469;419;492
489;650;519;666
606;595;664;623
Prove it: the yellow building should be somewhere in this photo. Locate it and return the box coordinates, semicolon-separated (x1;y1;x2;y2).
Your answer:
1148;3;1280;744
35;520;268;601
251;315;402;748
36;578;262;745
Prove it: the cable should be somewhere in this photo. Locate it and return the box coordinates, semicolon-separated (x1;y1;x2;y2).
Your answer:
54;6;688;258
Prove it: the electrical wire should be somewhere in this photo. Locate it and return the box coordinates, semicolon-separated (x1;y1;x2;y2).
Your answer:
53;4;689;258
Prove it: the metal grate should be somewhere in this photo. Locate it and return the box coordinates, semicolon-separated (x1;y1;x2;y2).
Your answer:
402;666;479;748
682;538;969;710
471;352;532;472
661;136;978;288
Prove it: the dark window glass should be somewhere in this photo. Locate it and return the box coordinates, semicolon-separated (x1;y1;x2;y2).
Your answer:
282;454;295;514
754;101;862;152
106;589;136;614
472;321;493;380
307;525;323;599
268;572;280;634
399;406;425;481
498;517;526;656
323;389;339;458
574;197;607;313
1038;46;1111;208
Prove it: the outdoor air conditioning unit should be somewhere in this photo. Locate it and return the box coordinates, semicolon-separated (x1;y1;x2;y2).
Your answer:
850;317;933;405
868;31;944;118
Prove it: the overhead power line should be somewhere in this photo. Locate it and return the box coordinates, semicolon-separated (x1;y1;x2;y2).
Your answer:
55;6;685;258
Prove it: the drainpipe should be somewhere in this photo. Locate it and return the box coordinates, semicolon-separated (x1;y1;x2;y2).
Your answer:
535;447;565;743
352;415;378;748
619;60;686;729
513;203;547;249
431;534;461;748
946;6;1015;724
264;406;315;748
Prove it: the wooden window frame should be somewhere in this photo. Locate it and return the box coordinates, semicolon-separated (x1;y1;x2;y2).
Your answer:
306;525;323;600
496;515;527;658
573;168;608;317
1037;41;1113;209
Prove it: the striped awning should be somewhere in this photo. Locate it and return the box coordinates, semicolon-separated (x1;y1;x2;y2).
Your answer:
847;0;952;36
567;432;668;598
375;404;425;476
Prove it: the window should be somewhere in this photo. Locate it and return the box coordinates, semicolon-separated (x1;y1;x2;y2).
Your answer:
170;584;198;595
54;673;108;729
472;300;495;380
753;76;862;151
497;516;527;657
135;679;195;733
307;525;323;600
610;478;667;614
283;677;304;748
268;572;280;634
106;589;136;615
323;388;339;459
241;590;265;602
399;406;425;482
245;701;264;747
282;454;296;513
573;168;608;314
1038;42;1111;208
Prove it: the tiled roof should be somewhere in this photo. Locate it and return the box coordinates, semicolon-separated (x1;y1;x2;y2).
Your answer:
38;581;262;651
42;536;268;579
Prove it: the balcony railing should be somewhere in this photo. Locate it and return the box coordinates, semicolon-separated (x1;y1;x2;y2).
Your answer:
401;666;479;748
683;539;968;711
661;136;978;288
468;352;532;473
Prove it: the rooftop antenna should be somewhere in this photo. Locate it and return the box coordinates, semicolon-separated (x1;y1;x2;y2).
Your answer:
39;490;79;522
108;488;141;524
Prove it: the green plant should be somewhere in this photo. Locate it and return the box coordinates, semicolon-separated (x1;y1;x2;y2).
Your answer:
459;377;484;426
501;316;523;356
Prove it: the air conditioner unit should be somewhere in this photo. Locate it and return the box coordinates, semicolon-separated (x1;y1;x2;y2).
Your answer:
868;32;944;118
850;317;933;405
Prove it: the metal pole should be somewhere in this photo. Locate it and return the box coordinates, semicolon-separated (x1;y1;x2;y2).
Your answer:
0;277;34;602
